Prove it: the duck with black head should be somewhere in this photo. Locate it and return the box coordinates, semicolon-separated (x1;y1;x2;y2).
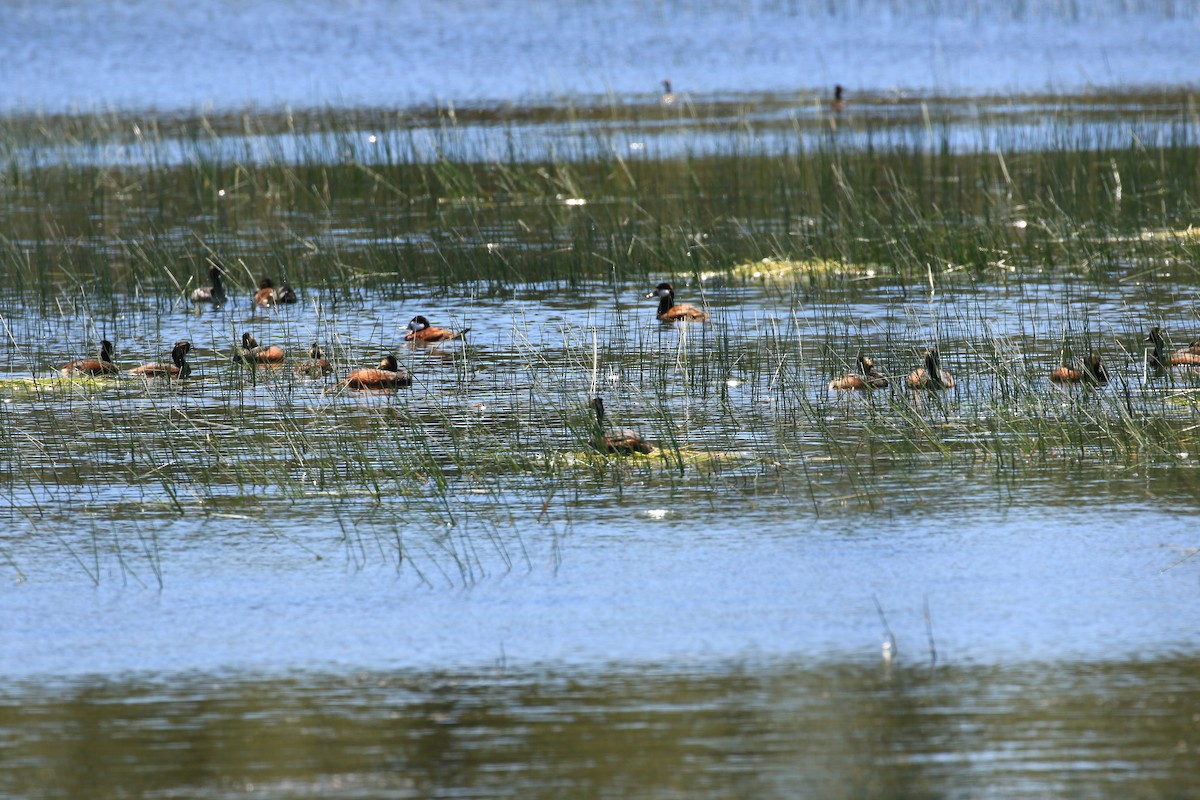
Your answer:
830;84;846;113
61;339;119;376
1147;327;1200;370
233;332;285;365
343;354;411;389
647;282;709;322
405;315;471;343
1050;353;1108;386
129;340;193;379
829;354;888;391
660;79;677;106
906;347;955;390
588;397;653;455
254;278;298;307
190;258;226;308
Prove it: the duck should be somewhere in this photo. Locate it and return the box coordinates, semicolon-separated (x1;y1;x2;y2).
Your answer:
829;354;888;391
343;354;411;389
647;282;709;322
660;79;677;106
906;347;955;390
254;278;298;307
1050;353;1108;385
294;343;332;377
405;315;471;343
830;84;846;113
129;340;193;378
274;282;298;304
1147;327;1200;369
61;339;119;376
588;397;653;455
233;332;285;365
190;258;226;307
253;278;276;307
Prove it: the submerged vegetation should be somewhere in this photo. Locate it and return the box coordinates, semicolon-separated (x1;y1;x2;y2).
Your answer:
1;90;1199;582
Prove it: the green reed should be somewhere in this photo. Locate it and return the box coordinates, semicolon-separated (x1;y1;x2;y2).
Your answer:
1;94;1200;581
1;94;1197;303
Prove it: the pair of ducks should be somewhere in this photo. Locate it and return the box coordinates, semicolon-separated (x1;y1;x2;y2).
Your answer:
62;340;194;379
342;315;470;388
830;348;955;392
188;260;297;308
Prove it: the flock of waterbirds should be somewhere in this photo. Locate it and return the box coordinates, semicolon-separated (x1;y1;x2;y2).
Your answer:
48;256;1200;457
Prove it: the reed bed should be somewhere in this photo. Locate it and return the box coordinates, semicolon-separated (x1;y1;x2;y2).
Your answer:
1;93;1199;582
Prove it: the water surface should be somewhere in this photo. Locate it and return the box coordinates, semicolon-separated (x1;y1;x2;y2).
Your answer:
4;0;1198;113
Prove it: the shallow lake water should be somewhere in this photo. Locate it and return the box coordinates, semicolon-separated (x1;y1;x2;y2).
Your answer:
4;0;1198;112
3;0;1200;796
3;277;1200;795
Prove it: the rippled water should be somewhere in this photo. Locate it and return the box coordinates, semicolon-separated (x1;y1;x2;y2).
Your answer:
3;659;1198;799
2;1;1200;796
4;0;1198;113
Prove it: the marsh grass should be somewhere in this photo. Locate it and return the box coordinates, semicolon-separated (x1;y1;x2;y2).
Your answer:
1;93;1199;581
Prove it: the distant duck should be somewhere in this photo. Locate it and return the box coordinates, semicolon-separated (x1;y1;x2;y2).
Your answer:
254;278;298;307
190;259;226;307
129;340;192;378
234;332;285;365
647;282;709;322
906;348;955;390
61;339;118;376
829;354;888;391
589;397;653;455
1147;326;1200;369
660;79;677;106
1050;353;1108;385
295;343;332;377
830;84;846;113
274;282;298;304
343;354;411;389
405;315;471;343
254;279;276;307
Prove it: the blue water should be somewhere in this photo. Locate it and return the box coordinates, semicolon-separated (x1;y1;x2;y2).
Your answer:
3;3;1200;794
3;503;1197;678
3;0;1198;113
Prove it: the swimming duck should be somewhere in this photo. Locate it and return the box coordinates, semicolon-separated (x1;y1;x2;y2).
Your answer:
61;339;118;376
233;332;285;365
294;343;332;377
1050;353;1108;385
253;279;275;307
830;84;846;113
129;340;193;378
829;354;888;391
906;348;955;390
190;259;226;307
254;278;298;307
588;397;653;455
405;315;471;343
1147;327;1200;369
660;79;677;106
647;282;709;322
343;354;411;389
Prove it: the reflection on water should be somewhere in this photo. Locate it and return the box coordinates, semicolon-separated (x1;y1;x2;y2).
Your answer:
2;659;1198;798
